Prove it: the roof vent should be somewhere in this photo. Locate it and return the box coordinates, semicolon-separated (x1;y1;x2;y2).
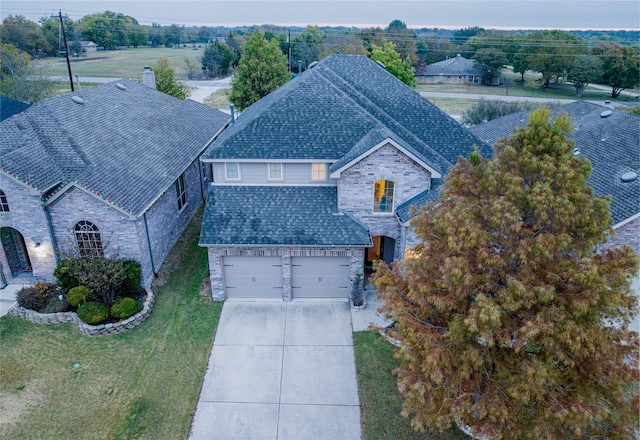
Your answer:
375;60;385;69
115;83;127;91
573;147;580;156
600;110;613;118
308;61;318;69
620;171;638;183
71;96;85;105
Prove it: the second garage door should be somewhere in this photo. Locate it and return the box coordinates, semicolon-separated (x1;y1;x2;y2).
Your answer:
291;257;351;298
223;256;283;298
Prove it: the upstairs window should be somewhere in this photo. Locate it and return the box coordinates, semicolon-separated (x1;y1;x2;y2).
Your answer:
311;163;327;180
373;180;394;213
0;190;8;212
176;173;187;211
268;163;283;180
225;162;239;180
75;220;104;257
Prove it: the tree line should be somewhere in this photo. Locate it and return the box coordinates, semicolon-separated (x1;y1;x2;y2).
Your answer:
1;13;639;102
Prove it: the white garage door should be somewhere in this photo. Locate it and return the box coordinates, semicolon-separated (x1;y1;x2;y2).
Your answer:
291;257;351;298
223;256;283;298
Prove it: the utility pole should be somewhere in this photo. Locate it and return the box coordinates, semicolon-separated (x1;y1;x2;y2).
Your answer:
288;29;291;74
58;10;74;92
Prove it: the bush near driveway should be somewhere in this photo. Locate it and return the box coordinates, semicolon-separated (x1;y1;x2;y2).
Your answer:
0;209;222;440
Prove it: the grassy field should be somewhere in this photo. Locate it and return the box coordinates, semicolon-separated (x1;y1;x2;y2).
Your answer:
0;210;222;440
354;331;467;440
34;46;206;80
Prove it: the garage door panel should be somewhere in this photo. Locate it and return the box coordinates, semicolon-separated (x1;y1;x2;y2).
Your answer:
224;256;283;298
291;257;350;298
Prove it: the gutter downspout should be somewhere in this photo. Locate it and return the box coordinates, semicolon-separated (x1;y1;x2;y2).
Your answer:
198;155;205;203
42;203;60;262
143;212;157;276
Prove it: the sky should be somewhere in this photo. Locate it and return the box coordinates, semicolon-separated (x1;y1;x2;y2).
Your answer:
2;0;639;30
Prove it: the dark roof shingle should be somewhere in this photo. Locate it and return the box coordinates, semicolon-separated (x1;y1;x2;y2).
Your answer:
204;54;490;173
0;80;229;216
199;185;372;246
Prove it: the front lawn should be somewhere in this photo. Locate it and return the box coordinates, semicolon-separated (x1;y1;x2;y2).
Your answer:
354;331;468;440
0;210;221;439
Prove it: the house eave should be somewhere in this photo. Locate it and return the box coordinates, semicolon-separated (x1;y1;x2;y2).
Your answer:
330;137;442;179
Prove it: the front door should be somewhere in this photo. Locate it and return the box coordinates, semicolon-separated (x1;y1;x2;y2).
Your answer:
0;227;32;277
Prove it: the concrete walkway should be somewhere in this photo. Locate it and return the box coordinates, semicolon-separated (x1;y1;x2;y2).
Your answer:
190;301;361;440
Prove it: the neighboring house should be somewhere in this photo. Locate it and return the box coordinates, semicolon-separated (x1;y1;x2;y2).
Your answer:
416;54;483;85
79;41;97;54
199;54;491;301
0;96;30;122
0;79;229;287
469;100;640;254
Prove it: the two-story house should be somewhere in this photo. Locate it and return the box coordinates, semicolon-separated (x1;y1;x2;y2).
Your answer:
1;80;229;287
199;54;491;300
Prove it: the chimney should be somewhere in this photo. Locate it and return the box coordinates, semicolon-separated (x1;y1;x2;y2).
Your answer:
140;66;156;89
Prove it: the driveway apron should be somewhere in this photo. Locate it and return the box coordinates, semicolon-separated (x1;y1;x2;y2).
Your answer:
190;301;361;440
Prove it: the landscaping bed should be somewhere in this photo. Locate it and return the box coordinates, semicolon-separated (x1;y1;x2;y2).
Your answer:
0;210;222;439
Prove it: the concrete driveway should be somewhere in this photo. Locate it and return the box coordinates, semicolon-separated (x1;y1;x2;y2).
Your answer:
189;301;361;440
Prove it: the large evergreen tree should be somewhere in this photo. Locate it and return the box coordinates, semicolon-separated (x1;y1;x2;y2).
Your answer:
229;30;289;111
374;108;639;439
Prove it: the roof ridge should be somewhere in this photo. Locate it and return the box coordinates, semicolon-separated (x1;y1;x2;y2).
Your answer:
318;63;451;170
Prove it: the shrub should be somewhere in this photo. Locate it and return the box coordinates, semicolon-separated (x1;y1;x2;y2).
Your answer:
54;256;143;306
54;259;80;290
42;294;71;314
67;286;89;307
16;282;54;311
120;259;142;297
77;301;109;325
461;98;538;126
110;297;142;320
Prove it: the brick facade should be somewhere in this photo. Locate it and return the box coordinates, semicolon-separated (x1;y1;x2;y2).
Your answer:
0;175;56;284
1;159;205;287
337;143;431;260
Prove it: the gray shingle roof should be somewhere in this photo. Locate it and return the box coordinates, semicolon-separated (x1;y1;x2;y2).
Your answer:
395;179;443;224
419;54;482;76
469;101;640;225
204;54;490;173
199;185;372;247
0;80;229;217
0;96;30;121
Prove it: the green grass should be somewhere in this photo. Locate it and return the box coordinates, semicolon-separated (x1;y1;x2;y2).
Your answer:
423;97;478;116
415;81;632;102
34;46;206;80
204;88;231;109
0;209;222;440
354;331;467;440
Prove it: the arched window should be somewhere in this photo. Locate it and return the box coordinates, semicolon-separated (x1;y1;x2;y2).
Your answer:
75;221;104;257
373;180;394;213
0;190;9;212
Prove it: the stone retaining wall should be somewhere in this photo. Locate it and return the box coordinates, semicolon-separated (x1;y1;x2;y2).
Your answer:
8;288;155;337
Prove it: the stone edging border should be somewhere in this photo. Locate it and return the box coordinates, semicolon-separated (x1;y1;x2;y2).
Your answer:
8;288;155;337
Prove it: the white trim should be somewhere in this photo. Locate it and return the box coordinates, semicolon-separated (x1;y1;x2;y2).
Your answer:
210;182;336;187
329;138;441;179
613;213;640;230
267;162;284;180
202;158;337;164
225;162;241;180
